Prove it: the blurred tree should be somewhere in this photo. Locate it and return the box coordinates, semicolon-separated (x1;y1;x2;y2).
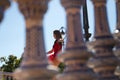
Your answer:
0;55;21;72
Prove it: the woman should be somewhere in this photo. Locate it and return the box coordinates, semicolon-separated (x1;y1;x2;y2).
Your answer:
47;30;64;71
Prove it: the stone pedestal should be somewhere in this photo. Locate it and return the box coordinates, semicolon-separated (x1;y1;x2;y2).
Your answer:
0;0;10;22
56;0;96;80
87;0;119;80
13;0;57;80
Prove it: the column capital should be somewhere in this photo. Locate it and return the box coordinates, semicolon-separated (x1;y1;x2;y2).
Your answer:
116;0;120;2
0;0;10;9
91;0;106;7
61;0;83;10
16;0;49;20
0;0;10;22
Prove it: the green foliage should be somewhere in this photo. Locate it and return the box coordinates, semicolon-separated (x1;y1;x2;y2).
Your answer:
0;55;21;72
58;62;65;73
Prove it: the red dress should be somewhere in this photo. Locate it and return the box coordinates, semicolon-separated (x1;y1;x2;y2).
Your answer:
48;40;62;61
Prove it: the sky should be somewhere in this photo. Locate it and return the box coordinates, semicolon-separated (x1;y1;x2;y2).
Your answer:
0;0;116;58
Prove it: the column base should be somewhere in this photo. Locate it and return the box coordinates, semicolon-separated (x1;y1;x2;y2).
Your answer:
13;59;57;80
13;66;57;80
56;72;96;80
55;47;96;80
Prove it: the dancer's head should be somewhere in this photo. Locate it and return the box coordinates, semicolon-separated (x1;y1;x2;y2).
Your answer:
53;30;62;40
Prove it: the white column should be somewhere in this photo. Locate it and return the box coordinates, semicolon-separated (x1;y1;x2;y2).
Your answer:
87;0;119;79
13;0;56;80
56;0;96;80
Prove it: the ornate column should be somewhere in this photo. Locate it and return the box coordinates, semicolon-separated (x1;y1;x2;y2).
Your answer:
56;0;96;80
13;0;56;80
0;0;10;22
114;0;120;77
87;0;119;80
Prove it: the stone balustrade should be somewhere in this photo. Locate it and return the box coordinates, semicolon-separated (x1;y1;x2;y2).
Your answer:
0;0;120;80
0;72;16;80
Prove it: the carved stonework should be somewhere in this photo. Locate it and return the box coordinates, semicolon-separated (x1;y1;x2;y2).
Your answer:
0;0;10;22
87;0;119;80
13;0;56;80
55;0;96;80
